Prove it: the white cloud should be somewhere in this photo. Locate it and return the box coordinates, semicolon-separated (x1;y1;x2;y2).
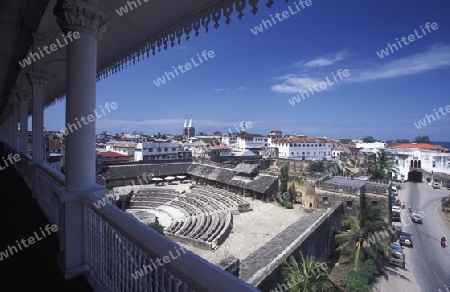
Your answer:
348;43;450;82
237;86;246;90
270;76;329;93
271;44;450;94
213;88;229;92
295;50;347;68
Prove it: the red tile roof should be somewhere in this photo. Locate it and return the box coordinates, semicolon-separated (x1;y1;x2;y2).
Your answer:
272;137;334;143
390;143;448;151
211;145;230;149
100;151;128;157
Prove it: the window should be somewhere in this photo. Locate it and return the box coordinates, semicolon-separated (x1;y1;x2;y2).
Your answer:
372;201;378;205
149;148;153;152
347;200;353;207
164;148;168;152
157;148;161;152
433;161;436;167
323;197;329;204
172;148;177;151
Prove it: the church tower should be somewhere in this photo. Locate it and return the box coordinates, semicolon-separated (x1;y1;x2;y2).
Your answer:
188;119;195;138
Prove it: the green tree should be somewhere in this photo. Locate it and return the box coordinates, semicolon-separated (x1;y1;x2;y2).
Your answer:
361;136;376;143
335;205;394;272
308;161;325;173
413;135;430;143
148;221;165;235
367;150;398;181
282;252;341;291
394;139;410;143
279;165;289;194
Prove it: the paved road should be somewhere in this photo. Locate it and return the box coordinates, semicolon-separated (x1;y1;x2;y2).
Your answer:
374;182;450;292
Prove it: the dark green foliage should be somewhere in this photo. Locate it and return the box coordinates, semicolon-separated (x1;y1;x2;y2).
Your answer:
361;136;376;143
344;260;378;292
282;200;293;209
148;221;165;235
394;139;410;143
413;135;430;143
308;161;325;172
279;165;289;194
105;181;113;189
367;150;398;181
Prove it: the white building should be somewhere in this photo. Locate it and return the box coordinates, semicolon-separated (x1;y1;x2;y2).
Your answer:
106;141;136;157
269;137;334;160
236;132;268;149
387;143;450;181
332;146;351;157
355;141;386;150
221;134;237;148
184;141;210;158
135;140;181;161
121;134;147;143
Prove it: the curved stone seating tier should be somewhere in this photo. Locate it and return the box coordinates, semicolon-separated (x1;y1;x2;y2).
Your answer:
165;210;232;250
126;186;242;250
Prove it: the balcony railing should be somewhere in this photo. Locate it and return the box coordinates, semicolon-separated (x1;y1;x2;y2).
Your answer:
17;151;259;292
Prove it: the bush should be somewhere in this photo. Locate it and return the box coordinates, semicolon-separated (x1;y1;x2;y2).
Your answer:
148;221;165;235
282;200;294;209
344;259;378;292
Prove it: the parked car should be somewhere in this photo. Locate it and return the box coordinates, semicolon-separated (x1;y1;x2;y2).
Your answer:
392;224;402;235
399;234;413;247
392;211;401;222
432;182;441;189
387;243;405;268
392;205;401;212
411;212;423;224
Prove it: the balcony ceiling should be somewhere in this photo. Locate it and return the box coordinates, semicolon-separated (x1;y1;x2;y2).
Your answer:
0;0;274;122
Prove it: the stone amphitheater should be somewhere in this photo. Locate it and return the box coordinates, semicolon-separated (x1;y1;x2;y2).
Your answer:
119;181;304;266
126;184;250;250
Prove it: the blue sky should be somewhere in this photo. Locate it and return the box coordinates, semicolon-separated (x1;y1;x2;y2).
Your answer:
44;0;450;142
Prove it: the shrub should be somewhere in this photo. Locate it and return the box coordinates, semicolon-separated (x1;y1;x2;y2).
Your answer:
282;200;294;209
148;221;165;235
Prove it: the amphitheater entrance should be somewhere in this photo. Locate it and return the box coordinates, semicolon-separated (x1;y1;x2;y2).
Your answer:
407;170;422;182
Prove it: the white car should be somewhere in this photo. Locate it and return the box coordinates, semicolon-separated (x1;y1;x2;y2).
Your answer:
387;243;405;268
432;182;441;189
392;206;401;212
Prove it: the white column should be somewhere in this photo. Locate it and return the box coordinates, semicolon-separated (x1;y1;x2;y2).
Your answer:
27;72;49;162
54;0;109;280
18;92;30;155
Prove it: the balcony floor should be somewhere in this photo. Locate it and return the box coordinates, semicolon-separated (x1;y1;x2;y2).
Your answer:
0;161;92;291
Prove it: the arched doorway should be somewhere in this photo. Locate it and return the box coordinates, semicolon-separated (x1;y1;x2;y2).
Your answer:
407;170;422;182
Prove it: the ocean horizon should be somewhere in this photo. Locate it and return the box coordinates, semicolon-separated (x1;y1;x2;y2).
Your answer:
432;141;450;149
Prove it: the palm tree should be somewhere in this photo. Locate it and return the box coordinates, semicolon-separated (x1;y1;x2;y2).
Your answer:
368;150;398;181
282;252;341;291
334;205;393;271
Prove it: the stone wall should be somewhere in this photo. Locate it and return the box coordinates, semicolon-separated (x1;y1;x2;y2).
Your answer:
248;204;344;292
